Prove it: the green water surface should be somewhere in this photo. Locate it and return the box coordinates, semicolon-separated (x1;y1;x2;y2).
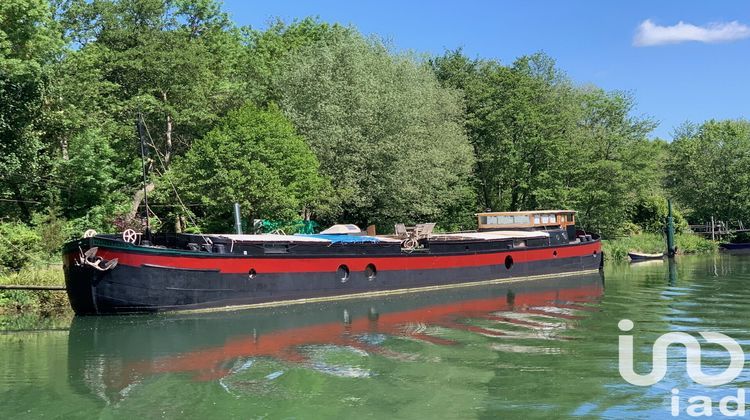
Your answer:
2;255;750;419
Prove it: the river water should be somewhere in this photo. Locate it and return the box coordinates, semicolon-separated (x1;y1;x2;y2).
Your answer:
2;255;750;419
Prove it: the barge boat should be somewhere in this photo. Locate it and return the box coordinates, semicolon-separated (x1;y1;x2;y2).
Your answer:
62;210;602;315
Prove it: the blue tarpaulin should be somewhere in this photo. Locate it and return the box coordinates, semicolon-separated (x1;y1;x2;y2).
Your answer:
295;234;383;243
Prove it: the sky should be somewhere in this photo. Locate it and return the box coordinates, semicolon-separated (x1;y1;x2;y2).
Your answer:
222;0;750;140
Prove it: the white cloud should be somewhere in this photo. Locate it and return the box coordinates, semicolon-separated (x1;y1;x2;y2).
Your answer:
633;19;750;47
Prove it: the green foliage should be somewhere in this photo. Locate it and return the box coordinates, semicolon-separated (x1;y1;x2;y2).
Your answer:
56;129;120;218
602;233;717;261
167;104;333;232
65;196;131;238
602;233;666;261
432;51;579;212
675;233;718;255
563;89;660;237
30;211;71;255
666;120;750;223
242;17;349;104
630;195;688;234
44;0;250;230
432;51;662;237
0;222;42;271
0;267;67;314
273;27;476;230
0;0;63;221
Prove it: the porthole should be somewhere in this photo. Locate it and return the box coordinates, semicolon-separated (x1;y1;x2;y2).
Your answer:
553;250;558;257
337;265;350;283
248;268;257;279
504;255;514;270
593;250;598;256
365;264;377;281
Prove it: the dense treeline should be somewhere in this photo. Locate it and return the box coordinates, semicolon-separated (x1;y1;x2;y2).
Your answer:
1;0;748;270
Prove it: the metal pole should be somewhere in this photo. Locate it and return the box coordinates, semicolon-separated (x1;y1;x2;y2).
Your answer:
233;203;242;234
666;199;676;258
711;216;715;242
137;112;151;241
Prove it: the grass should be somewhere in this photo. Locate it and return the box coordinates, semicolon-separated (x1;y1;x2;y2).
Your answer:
0;265;69;315
602;232;718;261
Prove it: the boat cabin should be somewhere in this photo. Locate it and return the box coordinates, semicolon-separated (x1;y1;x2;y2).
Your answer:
477;210;577;239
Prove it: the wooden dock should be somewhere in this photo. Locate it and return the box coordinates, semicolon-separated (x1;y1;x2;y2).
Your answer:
690;218;750;240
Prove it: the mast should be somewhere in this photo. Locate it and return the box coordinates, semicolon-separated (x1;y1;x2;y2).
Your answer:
137;112;151;240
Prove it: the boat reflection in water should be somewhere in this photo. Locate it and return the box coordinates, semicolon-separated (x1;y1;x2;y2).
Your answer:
68;273;604;403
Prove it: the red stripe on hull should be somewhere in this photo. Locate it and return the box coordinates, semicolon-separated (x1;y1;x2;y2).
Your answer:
82;241;601;274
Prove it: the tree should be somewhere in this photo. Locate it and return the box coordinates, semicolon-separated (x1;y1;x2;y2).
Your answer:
272;26;476;230
432;50;579;212
566;88;659;236
51;0;248;223
56;129;120;219
0;0;62;221
432;50;659;236
241;17;350;105
666;119;750;224
165;104;333;232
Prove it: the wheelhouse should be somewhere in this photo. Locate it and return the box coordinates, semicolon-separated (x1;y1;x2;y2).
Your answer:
477;210;578;241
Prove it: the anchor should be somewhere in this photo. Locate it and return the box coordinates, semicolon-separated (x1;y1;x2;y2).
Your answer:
78;246;119;272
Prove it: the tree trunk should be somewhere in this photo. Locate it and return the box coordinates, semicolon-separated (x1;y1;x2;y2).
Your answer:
129;182;155;220
12;185;31;222
61;137;69;161
163;91;173;166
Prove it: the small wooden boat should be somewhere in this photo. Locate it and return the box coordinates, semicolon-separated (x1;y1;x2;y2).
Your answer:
628;251;664;261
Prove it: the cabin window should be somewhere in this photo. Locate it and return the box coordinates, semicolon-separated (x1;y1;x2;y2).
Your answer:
497;215;513;224
514;215;530;224
541;215;550;224
533;215;540;224
479;216;488;224
567;214;574;222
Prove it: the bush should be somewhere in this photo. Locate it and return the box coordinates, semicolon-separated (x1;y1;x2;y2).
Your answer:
676;233;718;254
0;223;43;271
0;267;67;315
602;232;717;261
631;195;689;234
31;212;71;255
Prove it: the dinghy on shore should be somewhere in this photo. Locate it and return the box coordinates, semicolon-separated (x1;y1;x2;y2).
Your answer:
628;251;664;261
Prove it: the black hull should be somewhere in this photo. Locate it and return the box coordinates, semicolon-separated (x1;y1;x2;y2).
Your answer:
720;242;750;251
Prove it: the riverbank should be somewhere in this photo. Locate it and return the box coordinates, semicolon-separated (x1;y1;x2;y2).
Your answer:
0;267;69;316
602;232;718;261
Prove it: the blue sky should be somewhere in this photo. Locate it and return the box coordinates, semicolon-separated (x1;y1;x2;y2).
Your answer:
223;0;749;140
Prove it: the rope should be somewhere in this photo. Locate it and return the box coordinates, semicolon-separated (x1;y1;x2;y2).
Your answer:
141;119;211;244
